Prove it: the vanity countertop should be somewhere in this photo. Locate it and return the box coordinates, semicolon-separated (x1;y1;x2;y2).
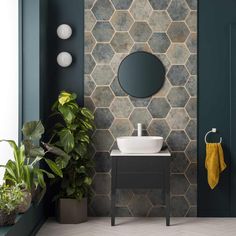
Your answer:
110;149;171;157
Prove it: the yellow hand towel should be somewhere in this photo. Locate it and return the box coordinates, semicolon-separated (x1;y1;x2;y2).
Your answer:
205;143;226;189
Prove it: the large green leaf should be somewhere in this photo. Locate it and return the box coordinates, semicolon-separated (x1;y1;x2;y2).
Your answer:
55;156;69;169
81;108;94;120
34;169;46;188
58;91;77;105
22;121;45;140
58;129;74;153
42;142;70;160
45;159;63;177
58;104;76;124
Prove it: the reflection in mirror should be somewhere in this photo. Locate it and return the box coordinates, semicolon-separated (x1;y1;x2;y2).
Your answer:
118;52;166;98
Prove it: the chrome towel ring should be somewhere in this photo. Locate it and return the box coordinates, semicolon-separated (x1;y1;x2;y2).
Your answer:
204;128;222;144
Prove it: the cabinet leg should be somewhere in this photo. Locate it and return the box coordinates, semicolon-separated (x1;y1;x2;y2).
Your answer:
165;159;170;226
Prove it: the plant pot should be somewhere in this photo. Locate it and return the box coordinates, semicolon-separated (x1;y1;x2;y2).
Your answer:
18;190;32;213
56;198;87;224
0;210;17;226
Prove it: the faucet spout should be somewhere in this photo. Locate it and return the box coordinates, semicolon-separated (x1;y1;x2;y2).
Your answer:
137;123;142;137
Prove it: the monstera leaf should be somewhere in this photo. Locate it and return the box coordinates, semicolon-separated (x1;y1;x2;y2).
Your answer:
22;121;45;140
58;91;77;106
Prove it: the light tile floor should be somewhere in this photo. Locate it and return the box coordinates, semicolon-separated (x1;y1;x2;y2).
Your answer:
37;217;236;236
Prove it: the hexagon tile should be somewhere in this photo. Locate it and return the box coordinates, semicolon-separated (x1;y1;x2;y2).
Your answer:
85;0;197;217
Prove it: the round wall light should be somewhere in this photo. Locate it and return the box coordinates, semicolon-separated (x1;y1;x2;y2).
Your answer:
57;52;73;67
57;24;72;40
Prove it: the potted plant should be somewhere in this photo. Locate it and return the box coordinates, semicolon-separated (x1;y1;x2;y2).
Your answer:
0;121;66;213
48;91;94;224
0;184;23;226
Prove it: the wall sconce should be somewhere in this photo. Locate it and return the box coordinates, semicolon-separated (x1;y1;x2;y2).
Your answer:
57;52;73;67
57;24;72;40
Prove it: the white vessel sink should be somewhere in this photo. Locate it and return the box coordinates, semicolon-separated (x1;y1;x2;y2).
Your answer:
117;136;164;154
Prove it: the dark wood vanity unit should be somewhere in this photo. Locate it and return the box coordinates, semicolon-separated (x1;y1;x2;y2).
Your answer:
110;149;171;226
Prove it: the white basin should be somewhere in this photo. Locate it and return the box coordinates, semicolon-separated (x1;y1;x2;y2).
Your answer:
117;136;163;154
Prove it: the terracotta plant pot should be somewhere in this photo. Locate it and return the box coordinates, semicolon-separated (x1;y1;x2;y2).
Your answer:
18;190;32;213
0;210;17;226
56;198;87;224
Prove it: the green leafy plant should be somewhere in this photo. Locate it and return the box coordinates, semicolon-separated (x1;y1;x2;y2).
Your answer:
0;184;23;215
0;121;66;202
48;91;94;201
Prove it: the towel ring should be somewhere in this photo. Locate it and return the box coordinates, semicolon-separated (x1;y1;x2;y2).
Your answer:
204;128;222;144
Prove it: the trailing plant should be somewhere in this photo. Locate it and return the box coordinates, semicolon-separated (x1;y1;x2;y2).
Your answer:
0;184;23;215
0;121;66;202
48;91;94;201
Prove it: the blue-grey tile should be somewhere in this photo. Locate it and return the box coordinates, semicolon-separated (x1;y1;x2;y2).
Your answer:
131;43;151;53
167;87;190;107
85;0;96;9
171;196;189;217
111;0;133;10
85;32;96;53
91;195;111;216
92;65;114;85
185;119;197;140
186;206;197;217
186;54;197;75
186;11;197;32
167;130;189;151
148;97;171;118
147;119;170;139
149;11;171;32
185;141;197;163
84;75;95;96
111;11;134;31
116;207;132;216
94;108;114;129
147;189;164;206
116;190;133;206
93;130;114;151
110;97;133;118
167;44;190;64
92;22;115;42
92;0;114;20
185;163;197;184
149;0;171;10
167;0;189;21
84;54;96;74
94;152;111;172
84;97;95;113
92;86;114;107
171;174;189;195
185;98;197;118
110;77;127;96
130;0;152;21
129;96;151;107
110;119;133;138
186;184;197;205
128;195;152;216
171;152;190;173
85;10;96;31
167;65;189;86
185;75;197;97
186;33;197;53
148;33;171;53
110;53;128;74
167;108;189;129
92;44;115;64
130;22;152;43
130;108;152;129
92;174;111;194
186;0;197;10
111;32;134;53
167;22;190;43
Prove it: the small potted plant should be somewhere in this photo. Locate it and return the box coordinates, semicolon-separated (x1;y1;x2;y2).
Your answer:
0;184;23;226
48;91;94;224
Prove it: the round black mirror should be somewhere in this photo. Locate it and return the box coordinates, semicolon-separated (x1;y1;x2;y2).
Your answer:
118;52;166;98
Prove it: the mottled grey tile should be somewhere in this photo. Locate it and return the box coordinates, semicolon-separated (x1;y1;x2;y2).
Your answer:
111;11;134;31
154;78;171;97
167;0;190;21
92;22;115;42
92;0;114;20
148;97;171;118
149;0;171;10
166;130;189;151
186;33;197;53
167;108;189;129
167;44;190;64
147;189;164;206
111;0;133;10
171;152;190;173
186;54;197;75
185;119;197;140
110;119;133;138
185;98;197;118
186;206;197;217
92;86;114;107
167;65;189;86
84;97;95;113
148;33;171;53
85;32;96;53
94;108;114;129
155;54;171;71
186;0;197;10
186;11;197;32
116;207;132;216
84;75;96;96
110;77;127;96
116;190;133;206
185;75;197;97
167;87;190;107
147;119;170;139
148;207;166;217
171;174;189;195
185;141;197;163
129;96;151;107
110;97;133;118
85;54;96;74
131;43;152;53
94;152;111;172
149;11;171;32
110;53;128;74
130;108;152;129
128;195;152;216
92;65;114;85
92;43;115;64
92;174;111;194
91;195;111;216
85;0;96;9
132;129;148;136
129;22;152;43
185;163;197;184
167;22;190;43
85;10;96;31
93;130;114;151
171;196;189;217
111;32;134;53
130;0;152;21
186;185;197;205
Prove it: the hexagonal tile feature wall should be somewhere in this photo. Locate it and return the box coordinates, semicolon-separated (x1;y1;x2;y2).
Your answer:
130;0;152;21
111;11;134;31
148;33;171;53
186;185;197;205
128;195;152;216
92;174;111;194
92;22;115;42
110;119;133;138
167;87;190;107
131;43;151;53
85;0;96;9
147;189;164;206
84;97;95;113
92;86;114;107
167;22;190;43
167;108;189;129
148;97;171;118
94;152;111;172
110;97;133;118
186;98;197;118
94;108;114;129
186;0;197;10
186;11;197;32
167;44;190;64
129;96;151;107
186;33;197;53
148;207;166;217
110;77;127;96
84;75;96;96
167;130;189;151
111;0;133;10
185;119;197;140
85;32;96;53
149;0;171;10
92;44;114;64
129;22;152;43
167;65;189;86
171;196;189;217
171;152;190;173
85;10;96;31
186;207;197;217
185;75;197;97
171;174;189;195
91;195;111;216
110;53;128;74
147;119;170;139
185;141;197;163
130;108;152;129
92;65;114;85
93;130;114;151
149;11;171;32
116;190;133;206
84;54;96;74
186;54;197;75
111;32;134;53
167;0;190;21
185;163;197;184
92;0;114;20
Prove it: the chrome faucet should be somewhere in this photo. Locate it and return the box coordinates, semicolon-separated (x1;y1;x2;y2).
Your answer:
137;123;142;137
